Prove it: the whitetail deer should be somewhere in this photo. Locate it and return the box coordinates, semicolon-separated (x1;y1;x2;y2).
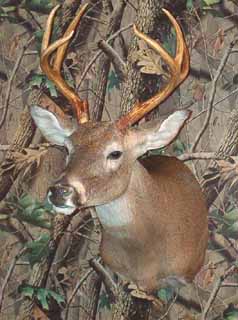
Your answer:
30;4;208;294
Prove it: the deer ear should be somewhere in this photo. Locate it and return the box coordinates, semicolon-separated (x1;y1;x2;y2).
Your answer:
132;110;190;157
30;105;77;146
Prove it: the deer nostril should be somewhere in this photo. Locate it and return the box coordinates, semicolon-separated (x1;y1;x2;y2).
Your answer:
48;184;73;199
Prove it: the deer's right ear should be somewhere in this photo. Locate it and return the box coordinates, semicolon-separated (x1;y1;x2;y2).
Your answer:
30;105;77;146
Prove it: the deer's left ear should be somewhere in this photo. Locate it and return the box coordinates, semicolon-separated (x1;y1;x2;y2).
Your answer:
129;110;191;158
30;105;77;147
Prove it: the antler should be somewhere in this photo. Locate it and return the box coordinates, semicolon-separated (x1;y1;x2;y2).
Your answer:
116;9;190;130
41;4;89;123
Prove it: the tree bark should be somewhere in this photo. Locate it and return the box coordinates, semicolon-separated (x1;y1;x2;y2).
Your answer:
120;0;164;116
91;0;126;120
202;108;238;208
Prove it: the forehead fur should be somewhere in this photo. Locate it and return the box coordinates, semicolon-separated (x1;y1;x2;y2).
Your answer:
70;121;124;147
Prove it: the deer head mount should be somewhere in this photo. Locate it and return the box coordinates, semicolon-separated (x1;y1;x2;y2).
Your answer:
30;4;208;293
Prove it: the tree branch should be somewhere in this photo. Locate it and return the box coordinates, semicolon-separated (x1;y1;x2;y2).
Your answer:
0;37;34;130
77;24;132;90
98;40;126;81
177;152;225;162
201;265;238;320
191;38;238;152
0;247;27;314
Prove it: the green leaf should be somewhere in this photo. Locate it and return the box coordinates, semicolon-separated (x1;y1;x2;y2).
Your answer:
34;29;44;52
186;0;194;10
107;70;120;92
98;291;111;310
224;221;238;239
0;0;17;6
224;209;238;223
18;193;35;209
22;0;53;14
45;78;58;97
0;12;18;23
161;30;176;57
1;5;16;12
173;139;187;156
36;288;49;310
19;285;65;311
223;304;238;320
27;73;58;98
203;0;221;5
47;289;65;306
18;285;34;299
157;287;174;302
8;193;52;229
28;74;43;88
24;234;50;266
36;288;65;310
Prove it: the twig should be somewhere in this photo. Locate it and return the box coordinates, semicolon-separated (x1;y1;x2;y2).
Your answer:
213;86;238;108
221;282;238;287
90;257;118;300
84;15;107;25
65;267;94;320
201;264;238;320
190;38;238;152
177;152;225;162
98;39;126;81
0;247;27;313
77;24;133;89
193;8;213;80
24;50;38;56
24;8;42;30
0;37;34;130
158;292;178;320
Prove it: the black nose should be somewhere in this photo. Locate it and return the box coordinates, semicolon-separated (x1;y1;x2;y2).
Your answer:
48;184;74;200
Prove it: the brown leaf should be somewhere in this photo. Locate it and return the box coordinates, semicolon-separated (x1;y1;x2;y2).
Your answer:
217;157;238;194
0;145;49;176
193;83;206;101
212;28;224;57
132;40;169;77
32;305;49;320
194;262;216;289
9;34;21;57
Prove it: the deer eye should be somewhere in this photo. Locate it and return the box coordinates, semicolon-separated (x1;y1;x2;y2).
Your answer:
107;151;123;160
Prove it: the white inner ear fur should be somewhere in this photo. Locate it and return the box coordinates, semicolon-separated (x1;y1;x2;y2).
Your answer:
30;105;76;147
128;110;190;158
147;110;190;148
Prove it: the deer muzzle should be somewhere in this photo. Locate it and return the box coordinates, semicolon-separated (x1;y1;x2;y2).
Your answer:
47;184;82;215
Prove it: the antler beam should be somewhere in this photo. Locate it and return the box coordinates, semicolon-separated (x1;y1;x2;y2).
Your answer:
116;9;190;130
41;4;89;123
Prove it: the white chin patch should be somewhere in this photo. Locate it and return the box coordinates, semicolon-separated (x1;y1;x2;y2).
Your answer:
52;204;76;215
47;193;76;215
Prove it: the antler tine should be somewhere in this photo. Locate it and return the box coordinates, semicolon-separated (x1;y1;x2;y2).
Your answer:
41;5;61;53
54;3;89;72
116;9;189;130
40;4;89;124
162;9;189;81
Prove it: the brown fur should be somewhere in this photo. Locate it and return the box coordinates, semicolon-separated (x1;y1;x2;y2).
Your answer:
100;156;208;292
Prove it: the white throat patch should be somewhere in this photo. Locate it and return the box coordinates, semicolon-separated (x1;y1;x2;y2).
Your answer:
95;194;133;228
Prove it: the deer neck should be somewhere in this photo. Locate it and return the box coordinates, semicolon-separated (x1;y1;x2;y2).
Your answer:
95;160;157;236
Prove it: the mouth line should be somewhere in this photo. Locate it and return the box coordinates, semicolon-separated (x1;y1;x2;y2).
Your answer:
54;203;75;209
